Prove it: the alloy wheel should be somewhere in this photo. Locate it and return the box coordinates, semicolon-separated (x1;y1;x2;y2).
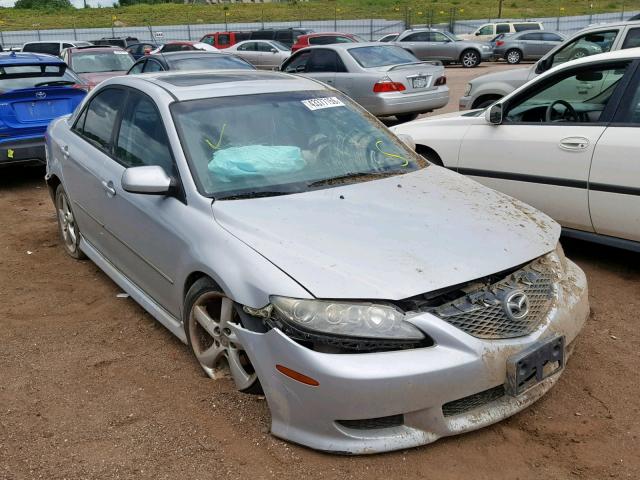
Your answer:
462;51;479;68
56;189;79;255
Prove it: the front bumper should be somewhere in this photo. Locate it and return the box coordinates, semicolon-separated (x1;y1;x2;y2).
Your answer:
480;50;493;61
234;259;589;454
0;137;46;166
364;87;449;117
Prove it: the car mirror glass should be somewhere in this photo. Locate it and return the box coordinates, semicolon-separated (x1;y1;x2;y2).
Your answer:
486;103;503;125
121;165;173;195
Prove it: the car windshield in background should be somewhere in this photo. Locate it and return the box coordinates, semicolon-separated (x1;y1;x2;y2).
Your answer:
0;65;79;93
349;45;417;68
72;52;134;73
171;91;424;199
169;56;254;71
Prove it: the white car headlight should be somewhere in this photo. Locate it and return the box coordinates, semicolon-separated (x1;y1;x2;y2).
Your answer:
464;82;472;96
270;296;425;341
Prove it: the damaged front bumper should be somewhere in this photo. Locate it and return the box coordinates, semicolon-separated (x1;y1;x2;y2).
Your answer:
232;259;589;454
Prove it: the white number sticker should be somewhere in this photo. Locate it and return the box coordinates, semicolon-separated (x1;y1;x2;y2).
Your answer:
301;97;345;111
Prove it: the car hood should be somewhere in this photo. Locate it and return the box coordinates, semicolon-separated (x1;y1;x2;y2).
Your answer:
78;71;128;85
470;65;533;86
212;167;559;300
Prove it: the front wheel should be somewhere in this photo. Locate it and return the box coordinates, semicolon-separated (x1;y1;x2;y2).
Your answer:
506;49;522;64
55;185;85;259
460;49;481;68
395;113;419;123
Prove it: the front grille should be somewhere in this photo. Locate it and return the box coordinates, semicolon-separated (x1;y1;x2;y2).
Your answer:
336;414;404;430
432;257;556;339
442;385;506;417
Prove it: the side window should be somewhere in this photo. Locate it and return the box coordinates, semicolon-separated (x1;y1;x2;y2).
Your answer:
622;28;640;49
496;24;510;34
239;42;257;52
218;34;230;46
402;32;429;42
543;33;563;42
283;50;311;73
431;32;450;42
477;25;494;36
77;88;126;151
552;30;618;67
62;43;73;49
514;23;541;32
72;106;88;134
162;44;182;53
275;31;291;42
307;49;345;73
505;63;630;124
115;92;174;174
201;36;214;45
143;59;164;72
523;33;544;41
24;42;59;55
257;42;274;52
128;60;145;74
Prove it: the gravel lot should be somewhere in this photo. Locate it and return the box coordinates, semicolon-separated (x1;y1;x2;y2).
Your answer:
1;63;639;480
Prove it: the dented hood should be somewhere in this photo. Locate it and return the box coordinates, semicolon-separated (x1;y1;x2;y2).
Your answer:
212;167;559;300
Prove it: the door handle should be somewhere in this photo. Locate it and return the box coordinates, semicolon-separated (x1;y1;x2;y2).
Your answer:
62;144;69;156
559;137;589;151
102;180;116;197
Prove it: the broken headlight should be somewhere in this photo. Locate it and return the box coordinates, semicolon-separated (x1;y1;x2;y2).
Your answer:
269;296;427;352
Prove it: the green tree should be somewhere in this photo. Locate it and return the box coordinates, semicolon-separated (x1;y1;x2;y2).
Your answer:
14;0;72;8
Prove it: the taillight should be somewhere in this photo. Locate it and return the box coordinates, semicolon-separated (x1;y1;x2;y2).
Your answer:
434;76;447;86
373;80;406;93
496;40;504;46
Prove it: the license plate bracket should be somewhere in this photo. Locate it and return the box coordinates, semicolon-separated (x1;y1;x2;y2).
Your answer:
506;336;565;396
411;76;429;88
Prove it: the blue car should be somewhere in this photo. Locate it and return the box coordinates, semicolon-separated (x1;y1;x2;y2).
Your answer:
0;52;86;166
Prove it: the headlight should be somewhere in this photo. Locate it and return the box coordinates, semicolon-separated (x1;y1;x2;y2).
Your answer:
270;296;425;343
464;82;472;96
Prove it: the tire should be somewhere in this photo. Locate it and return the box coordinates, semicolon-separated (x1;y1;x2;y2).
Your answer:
54;184;85;259
460;49;481;68
184;277;262;394
395;113;419;123
505;49;522;64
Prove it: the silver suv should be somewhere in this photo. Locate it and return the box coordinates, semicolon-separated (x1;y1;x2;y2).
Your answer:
460;20;640;109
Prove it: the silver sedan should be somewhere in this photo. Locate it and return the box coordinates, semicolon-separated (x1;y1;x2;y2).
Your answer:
46;70;588;455
281;42;449;122
493;31;566;64
225;39;291;69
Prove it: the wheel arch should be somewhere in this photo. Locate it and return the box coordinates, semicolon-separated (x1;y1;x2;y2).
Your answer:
415;144;444;166
45;173;61;201
472;93;503;109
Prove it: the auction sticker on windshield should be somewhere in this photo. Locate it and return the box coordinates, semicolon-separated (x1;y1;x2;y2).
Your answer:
302;97;345;111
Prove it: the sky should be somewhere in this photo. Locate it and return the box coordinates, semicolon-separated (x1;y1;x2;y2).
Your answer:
0;0;117;6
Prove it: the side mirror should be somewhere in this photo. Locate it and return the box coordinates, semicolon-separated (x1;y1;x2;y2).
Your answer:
535;57;550;74
475;31;481;36
121;165;173;195
485;103;503;125
397;133;416;151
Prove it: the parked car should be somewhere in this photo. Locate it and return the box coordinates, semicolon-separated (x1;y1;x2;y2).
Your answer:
225;40;290;69
392;29;493;67
459;21;544;41
280;43;448;122
494;31;566;64
291;32;363;52
90;37;139;49
45;69;588;454
21;40;92;57
151;42;218;54
127;51;255;74
0;52;85;166
61;46;135;89
200;31;251;49
459;20;640;109
378;33;399;42
125;42;158;60
249;28;314;48
393;49;640;251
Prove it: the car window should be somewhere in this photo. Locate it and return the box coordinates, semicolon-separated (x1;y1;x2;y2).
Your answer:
218;34;230;46
128;60;145;74
275;31;291;42
616;75;640;124
170;56;254;71
238;42;257;52
514;23;541;32
522;32;544;41
430;32;450;42
505;62;630;124
496;24;510;34
542;33;563;42
236;32;251;42
622;28;640;49
348;45;417;68
402;32;429;42
201;35;214;45
162;44;186;53
0;65;80;94
77;88;126;151
282;50;312;73
71;51;135;73
143;59;164;72
62;43;74;49
23;42;59;56
257;42;275;52
379;34;398;42
307;49;346;73
251;31;274;40
115;91;174;174
551;30;618;67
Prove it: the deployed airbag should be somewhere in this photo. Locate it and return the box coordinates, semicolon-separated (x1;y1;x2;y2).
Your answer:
208;145;306;182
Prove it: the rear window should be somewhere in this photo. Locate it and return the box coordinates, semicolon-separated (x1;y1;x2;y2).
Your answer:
309;36;355;45
514;23;541;32
71;51;134;73
22;42;59;56
348;45;417;68
0;65;79;93
169;55;254;71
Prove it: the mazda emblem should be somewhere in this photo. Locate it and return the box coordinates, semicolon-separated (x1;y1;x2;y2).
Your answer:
503;290;529;320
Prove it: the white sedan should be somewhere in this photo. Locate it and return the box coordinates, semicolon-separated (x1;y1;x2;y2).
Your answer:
393;49;640;251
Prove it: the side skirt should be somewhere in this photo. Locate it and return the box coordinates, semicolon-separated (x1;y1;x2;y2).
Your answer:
562;228;640;253
79;237;188;344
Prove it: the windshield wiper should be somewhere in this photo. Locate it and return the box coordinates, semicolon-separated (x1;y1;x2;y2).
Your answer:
308;171;399;187
216;190;291;200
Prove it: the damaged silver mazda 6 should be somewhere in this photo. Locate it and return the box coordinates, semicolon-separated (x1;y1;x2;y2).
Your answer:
45;70;589;454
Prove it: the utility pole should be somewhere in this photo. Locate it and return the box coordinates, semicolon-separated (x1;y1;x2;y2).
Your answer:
498;0;503;18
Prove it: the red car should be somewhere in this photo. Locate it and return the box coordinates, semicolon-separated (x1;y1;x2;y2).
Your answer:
61;46;135;89
200;31;251;49
152;41;219;54
291;32;362;52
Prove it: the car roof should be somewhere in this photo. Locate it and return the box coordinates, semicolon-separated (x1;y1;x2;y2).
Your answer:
302;32;354;37
109;70;327;102
68;46;125;53
0;51;65;65
299;42;396;51
154;51;235;58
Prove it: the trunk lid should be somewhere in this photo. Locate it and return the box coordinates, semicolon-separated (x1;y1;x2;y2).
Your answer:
369;62;444;93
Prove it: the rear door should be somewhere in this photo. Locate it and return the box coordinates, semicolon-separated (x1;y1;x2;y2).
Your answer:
236;41;260;64
428;31;456;61
588;63;640;242
303;49;344;87
398;31;430;60
520;32;546;58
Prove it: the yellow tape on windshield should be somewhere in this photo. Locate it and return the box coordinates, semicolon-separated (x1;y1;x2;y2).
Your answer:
375;140;408;167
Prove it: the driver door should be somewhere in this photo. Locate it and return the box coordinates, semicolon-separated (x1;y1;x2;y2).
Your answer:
457;61;632;231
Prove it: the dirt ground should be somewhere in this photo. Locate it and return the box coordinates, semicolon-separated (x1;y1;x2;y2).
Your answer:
1;63;640;480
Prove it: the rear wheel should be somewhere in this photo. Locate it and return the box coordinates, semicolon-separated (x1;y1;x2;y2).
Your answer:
55;185;85;259
460;49;481;68
395;113;419;123
506;49;522;64
184;277;261;394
